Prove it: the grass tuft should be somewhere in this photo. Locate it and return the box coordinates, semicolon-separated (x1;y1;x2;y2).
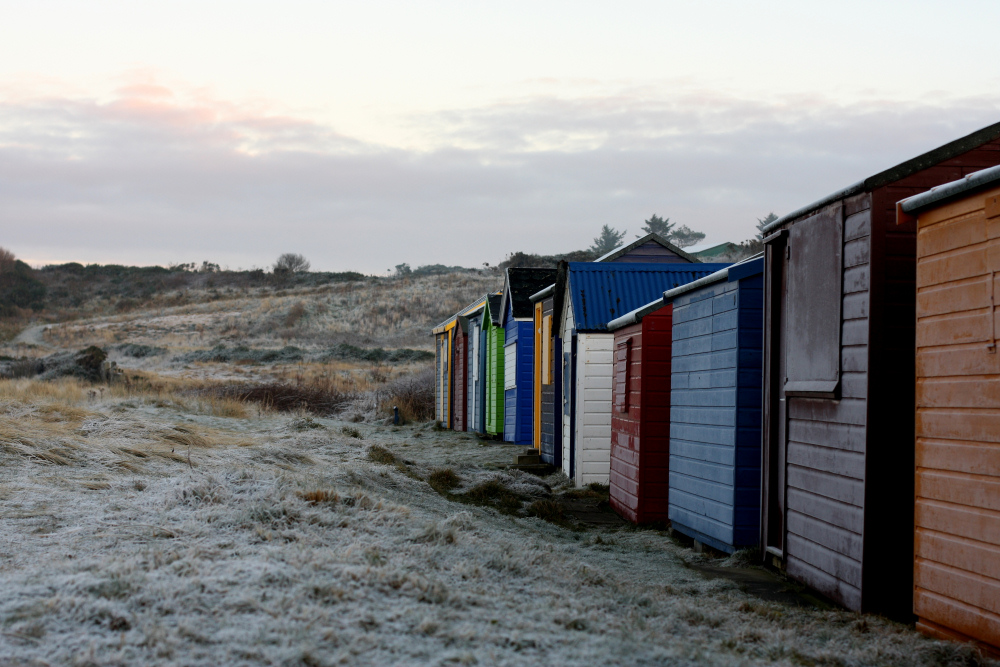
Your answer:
461;480;524;515
367;445;397;465
428;468;460;493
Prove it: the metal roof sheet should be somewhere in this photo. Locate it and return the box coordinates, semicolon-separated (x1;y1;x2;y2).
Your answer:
567;262;730;332
607;255;762;331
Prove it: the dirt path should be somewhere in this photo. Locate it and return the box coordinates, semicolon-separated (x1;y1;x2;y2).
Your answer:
10;323;53;350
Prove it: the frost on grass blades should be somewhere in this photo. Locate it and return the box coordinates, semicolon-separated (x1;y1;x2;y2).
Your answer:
0;272;994;666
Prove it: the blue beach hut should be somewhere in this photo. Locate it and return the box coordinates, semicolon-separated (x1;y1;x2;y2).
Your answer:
666;256;764;553
500;268;558;445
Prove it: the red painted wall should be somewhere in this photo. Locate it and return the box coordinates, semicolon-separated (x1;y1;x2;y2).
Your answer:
610;305;673;524
452;330;467;431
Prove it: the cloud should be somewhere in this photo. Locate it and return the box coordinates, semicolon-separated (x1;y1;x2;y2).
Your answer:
1;81;998;272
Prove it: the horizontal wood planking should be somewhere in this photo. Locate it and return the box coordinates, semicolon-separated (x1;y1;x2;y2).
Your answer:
453;330;466;431
780;196;871;611
914;177;1000;652
669;275;762;551
610;308;673;523
575;333;614;486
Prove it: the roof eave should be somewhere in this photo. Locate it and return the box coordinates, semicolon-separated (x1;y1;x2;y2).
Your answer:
900;164;1000;216
762;120;1000;236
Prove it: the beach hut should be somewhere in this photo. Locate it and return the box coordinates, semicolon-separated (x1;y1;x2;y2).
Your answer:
897;165;1000;654
520;232;696;463
556;262;730;486
757;121;1000;618
605;296;675;523
430;294;491;430
666;257;764;550
530;284;561;465
482;294;505;437
433;328;451;425
500;268;559;445
465;305;487;434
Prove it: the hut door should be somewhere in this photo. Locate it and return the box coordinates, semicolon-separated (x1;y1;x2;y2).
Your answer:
762;230;790;557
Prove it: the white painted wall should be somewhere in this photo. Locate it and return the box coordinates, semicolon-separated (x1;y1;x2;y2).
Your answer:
504;342;516;390
559;282;575;478
574;332;613;486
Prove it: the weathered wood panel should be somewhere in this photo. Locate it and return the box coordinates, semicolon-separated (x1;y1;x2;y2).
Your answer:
612;240;688;263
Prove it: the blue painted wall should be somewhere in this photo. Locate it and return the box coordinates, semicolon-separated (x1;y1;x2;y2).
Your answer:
668;272;763;553
503;304;536;445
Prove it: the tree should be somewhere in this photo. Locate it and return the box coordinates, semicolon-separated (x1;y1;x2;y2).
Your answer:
667;224;706;248
756;212;778;240
273;253;311;274
394;263;412;277
637;214;675;238
0;246;46;316
589;225;627;256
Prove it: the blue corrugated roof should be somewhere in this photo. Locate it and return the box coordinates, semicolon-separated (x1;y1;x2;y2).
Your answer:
567;262;730;332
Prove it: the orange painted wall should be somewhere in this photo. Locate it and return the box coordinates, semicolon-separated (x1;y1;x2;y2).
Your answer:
913;183;1000;655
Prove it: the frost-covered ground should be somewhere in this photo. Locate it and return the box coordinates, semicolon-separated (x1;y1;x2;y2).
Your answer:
0;385;995;666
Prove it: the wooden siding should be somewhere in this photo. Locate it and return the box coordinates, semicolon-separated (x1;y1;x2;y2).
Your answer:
762;135;1000;618
561;282;576;477
503;311;536;445
575;332;614;486
782;195;870;612
612;240;689;263
540;296;561;464
472;319;487;433
485;322;505;435
534;302;543;449
669;275;763;552
453;329;466;432
913;183;1000;653
610;306;674;524
466;317;483;433
435;332;449;424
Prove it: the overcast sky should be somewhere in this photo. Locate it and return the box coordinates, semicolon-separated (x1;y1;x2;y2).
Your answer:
2;1;999;274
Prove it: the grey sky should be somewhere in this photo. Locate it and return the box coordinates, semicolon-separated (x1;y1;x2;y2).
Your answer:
1;1;999;272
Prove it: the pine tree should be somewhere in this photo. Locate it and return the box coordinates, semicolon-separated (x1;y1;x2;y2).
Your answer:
756;212;778;240
589;225;628;256
638;214;675;238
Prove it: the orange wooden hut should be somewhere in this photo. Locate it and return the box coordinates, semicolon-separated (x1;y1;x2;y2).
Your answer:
898;164;1000;656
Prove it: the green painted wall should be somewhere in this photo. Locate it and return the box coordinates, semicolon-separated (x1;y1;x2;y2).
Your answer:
484;302;505;435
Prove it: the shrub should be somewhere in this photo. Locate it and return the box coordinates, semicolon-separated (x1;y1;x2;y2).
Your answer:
284;302;307;328
381;367;435;422
115;343;166;358
462;480;524;515
208;381;355;416
527;499;566;523
179;345;304;365
428;468;461;493
367;445;397;465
